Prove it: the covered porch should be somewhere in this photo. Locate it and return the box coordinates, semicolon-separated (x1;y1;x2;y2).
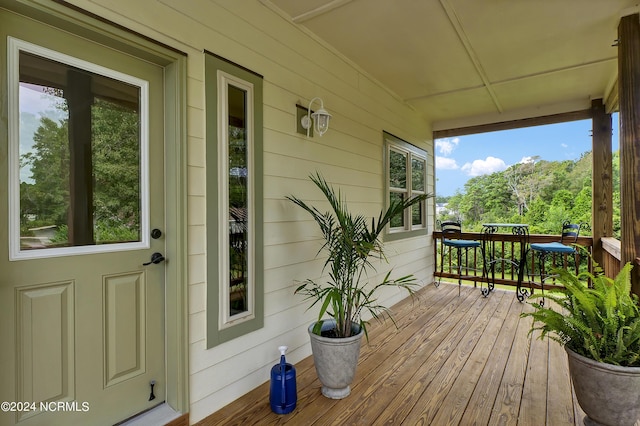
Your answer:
3;1;640;425
198;283;586;426
265;0;640;292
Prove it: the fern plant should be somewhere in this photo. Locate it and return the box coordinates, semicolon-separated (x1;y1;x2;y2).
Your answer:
288;172;431;340
523;262;640;366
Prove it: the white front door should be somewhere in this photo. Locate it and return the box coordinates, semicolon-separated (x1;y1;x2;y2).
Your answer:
0;8;167;426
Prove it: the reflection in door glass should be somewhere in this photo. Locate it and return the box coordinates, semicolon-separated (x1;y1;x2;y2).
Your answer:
18;51;141;250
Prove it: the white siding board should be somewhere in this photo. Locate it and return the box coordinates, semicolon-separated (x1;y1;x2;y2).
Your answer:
262;263;325;292
264;220;321;246
263;134;382;175
187;196;205;226
187;106;205;139
187;77;205;110
188;283;206;315
263;174;382;204
187;225;206;256
263;104;294;134
263;288;306;321
189;362;273;423
189;348;271;402
189;311;206;345
264;240;324;270
187;137;206;168
262;153;380;189
187;166;206;197
264;134;382;174
187;254;206;286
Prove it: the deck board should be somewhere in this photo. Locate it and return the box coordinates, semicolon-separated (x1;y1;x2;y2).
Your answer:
430;292;513;425
459;296;523;425
547;333;576;425
519;327;549;426
401;291;507;425
195;283;586;426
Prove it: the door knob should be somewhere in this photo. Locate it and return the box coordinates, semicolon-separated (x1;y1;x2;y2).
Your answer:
143;252;165;266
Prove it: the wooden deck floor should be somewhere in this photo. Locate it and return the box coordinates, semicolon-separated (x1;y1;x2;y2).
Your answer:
196;283;587;426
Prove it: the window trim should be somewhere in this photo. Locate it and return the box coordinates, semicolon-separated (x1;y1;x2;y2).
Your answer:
384;131;429;241
217;71;255;329
7;37;150;261
205;52;264;348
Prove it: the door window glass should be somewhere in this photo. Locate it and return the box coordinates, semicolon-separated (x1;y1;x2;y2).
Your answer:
9;39;149;259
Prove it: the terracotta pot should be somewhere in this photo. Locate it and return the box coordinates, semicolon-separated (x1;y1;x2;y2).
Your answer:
566;347;640;426
308;320;364;399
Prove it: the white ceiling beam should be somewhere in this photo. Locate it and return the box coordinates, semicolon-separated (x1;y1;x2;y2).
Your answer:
406;57;616;103
439;0;503;113
291;0;354;24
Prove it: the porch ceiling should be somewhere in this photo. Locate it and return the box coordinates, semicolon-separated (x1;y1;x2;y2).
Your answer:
264;0;636;131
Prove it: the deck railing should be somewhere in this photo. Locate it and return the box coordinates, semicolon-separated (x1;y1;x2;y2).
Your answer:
601;237;622;279
433;231;594;291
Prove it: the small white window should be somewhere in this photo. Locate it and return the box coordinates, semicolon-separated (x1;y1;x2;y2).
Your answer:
385;132;428;234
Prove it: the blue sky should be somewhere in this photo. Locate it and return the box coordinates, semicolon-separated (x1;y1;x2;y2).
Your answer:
435;114;620;197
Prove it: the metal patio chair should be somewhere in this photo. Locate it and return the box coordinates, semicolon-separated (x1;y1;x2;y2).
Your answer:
439;220;482;295
530;220;584;305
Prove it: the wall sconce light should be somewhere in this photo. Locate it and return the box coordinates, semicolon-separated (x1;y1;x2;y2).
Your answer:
300;97;332;137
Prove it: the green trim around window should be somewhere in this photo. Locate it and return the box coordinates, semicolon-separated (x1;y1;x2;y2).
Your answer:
205;52;264;348
384;131;429;242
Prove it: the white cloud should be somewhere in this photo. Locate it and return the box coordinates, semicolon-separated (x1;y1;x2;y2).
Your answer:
435;137;459;156
461;156;507;176
520;156;535;164
436;156;458;170
561;143;568;148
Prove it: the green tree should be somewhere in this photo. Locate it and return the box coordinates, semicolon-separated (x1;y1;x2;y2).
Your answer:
524;198;548;230
20;96;140;243
551;189;574;209
571;187;592;231
458;172;512;226
612;150;621;238
443;148;613;235
92;98;140;240
20;116;69;228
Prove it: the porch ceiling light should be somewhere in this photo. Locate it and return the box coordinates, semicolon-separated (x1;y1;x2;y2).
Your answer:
301;97;332;137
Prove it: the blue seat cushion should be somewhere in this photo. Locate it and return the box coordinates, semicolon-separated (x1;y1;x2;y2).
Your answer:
443;239;480;248
530;242;575;254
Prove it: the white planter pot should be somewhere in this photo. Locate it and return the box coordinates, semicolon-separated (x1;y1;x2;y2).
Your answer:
308;320;364;399
566;347;640;426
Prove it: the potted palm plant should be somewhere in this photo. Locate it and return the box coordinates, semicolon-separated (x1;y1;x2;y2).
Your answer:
288;172;430;399
522;261;640;426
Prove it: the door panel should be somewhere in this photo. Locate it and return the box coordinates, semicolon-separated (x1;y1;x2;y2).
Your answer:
0;8;166;426
15;281;75;423
104;271;146;387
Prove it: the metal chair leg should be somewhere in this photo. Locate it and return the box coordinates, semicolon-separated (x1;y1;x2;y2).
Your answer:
537;251;547;307
437;244;444;288
457;246;462;296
